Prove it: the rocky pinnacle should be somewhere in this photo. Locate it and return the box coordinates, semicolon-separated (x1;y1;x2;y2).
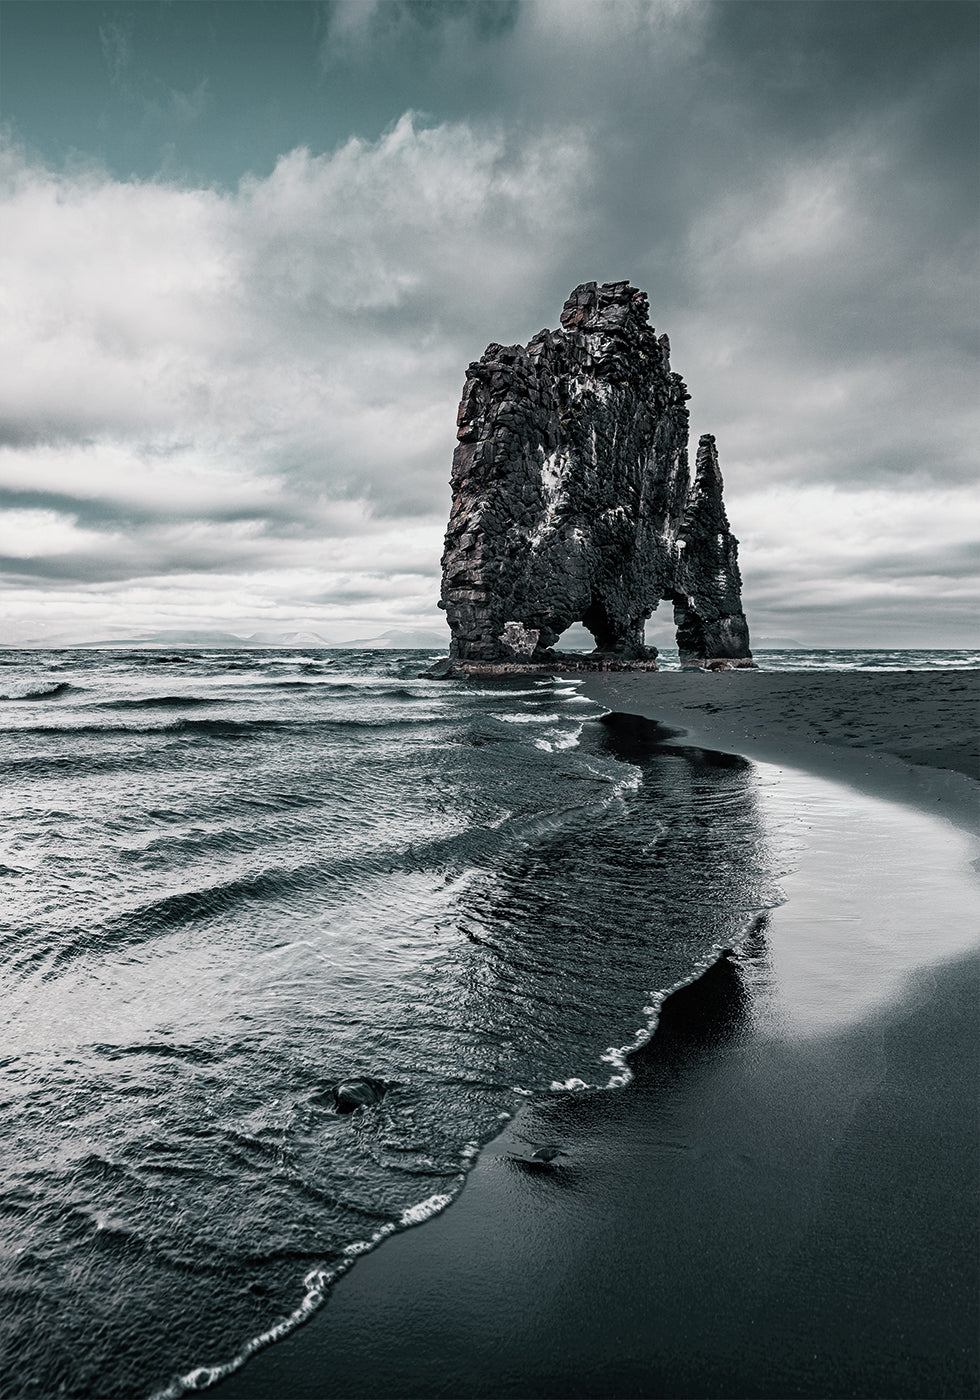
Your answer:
437;281;752;668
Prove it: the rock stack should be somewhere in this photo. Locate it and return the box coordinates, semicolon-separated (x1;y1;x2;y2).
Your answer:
432;281;753;673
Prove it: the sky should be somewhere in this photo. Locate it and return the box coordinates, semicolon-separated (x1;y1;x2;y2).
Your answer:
0;0;976;647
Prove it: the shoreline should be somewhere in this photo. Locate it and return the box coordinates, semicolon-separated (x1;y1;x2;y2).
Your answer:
210;670;979;1400
581;669;979;835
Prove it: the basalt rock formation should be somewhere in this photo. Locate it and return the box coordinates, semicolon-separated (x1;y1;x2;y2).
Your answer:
435;281;753;671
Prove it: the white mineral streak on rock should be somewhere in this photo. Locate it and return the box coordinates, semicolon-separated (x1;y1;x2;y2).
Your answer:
527;447;566;549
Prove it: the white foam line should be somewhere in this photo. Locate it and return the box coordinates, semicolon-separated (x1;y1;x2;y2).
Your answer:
549;727;585;750
398;1190;457;1227
534;716;587;752
148;1149;480;1399
147;1257;356;1399
493;712;561;724
547;912;775;1095
464;687;543;698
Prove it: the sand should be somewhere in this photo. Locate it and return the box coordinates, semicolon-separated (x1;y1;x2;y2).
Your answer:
212;670;979;1400
581;669;980;833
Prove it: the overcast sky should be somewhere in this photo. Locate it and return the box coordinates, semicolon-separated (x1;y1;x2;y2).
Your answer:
0;0;976;646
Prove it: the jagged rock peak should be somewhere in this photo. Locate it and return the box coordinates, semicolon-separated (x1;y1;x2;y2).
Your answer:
559;280;651;335
672;434;752;665
436;282;753;671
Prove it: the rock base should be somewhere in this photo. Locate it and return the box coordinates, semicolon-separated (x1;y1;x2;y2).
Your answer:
681;657;758;672
420;655;663;679
421;654;760;679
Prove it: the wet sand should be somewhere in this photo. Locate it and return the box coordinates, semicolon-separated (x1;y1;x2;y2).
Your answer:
581;669;980;833
214;671;979;1400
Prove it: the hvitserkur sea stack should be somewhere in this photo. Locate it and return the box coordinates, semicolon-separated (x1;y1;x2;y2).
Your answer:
435;281;753;671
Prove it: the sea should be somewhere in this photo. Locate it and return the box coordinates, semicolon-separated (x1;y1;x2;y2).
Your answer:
0;645;976;1399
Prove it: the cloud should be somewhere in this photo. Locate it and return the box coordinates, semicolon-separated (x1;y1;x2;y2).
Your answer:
0;440;283;523
0;508;111;560
0;111;590;633
321;0;523;70
0;0;976;645
730;483;980;646
676;136;978;507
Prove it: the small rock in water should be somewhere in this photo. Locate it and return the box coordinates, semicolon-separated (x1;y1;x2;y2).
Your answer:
512;1144;566;1167
530;1145;562;1162
330;1076;389;1114
418;656;455;679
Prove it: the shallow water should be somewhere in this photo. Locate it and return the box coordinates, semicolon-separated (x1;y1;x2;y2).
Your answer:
0;647;975;1399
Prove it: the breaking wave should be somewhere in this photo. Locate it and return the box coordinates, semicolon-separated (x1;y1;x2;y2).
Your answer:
1;680;82;700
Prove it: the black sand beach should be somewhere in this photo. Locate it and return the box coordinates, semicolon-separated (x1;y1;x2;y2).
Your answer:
582;670;980;832
215;671;980;1400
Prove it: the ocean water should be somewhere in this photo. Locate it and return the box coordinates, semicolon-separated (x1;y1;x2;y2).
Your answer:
0;645;974;1399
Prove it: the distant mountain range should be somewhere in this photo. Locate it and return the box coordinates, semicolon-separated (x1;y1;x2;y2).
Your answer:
243;630;335;647
342;627;450;650
17;628;255;648
48;628;332;649
14;626;807;651
16;626;451;650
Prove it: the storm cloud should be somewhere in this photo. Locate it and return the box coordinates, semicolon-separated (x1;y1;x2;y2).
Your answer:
0;0;975;644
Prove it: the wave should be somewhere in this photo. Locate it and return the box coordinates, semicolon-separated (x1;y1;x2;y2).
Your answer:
60;866;330;953
534;724;588;752
257;656;322;666
0;723;180;742
0;714;440;745
0;751;168;781
0;720;249;741
95;696;222;710
20;768;634;972
89;1041;225;1065
0;681;82;701
493;712;560;724
168;715;436;736
25;847;447;968
262;680;429;699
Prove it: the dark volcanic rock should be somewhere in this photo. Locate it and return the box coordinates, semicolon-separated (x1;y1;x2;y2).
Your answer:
438;281;752;668
672;433;752;667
